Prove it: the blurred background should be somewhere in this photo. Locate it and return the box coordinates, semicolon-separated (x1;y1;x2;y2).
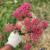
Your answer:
0;0;50;50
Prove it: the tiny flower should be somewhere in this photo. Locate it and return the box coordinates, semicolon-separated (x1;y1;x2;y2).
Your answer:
26;26;31;31
12;26;16;31
15;25;21;30
27;11;32;18
30;33;34;38
33;18;40;25
23;43;31;50
21;25;28;33
22;12;26;17
24;18;31;26
4;27;8;33
17;17;23;21
30;33;39;39
38;25;43;29
31;25;36;32
6;24;13;31
25;34;31;42
4;23;13;33
32;39;39;44
2;34;5;38
13;11;17;17
0;37;3;40
21;35;26;41
16;21;24;27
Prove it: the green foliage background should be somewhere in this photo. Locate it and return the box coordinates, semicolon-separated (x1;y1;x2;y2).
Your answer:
0;0;50;50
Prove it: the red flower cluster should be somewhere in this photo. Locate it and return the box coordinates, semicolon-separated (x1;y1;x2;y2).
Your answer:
24;18;48;44
4;23;21;33
13;3;32;21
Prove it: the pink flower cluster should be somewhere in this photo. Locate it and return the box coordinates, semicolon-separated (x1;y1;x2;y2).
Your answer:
23;43;31;50
24;18;48;44
41;21;48;29
20;3;31;11
13;3;32;21
0;34;5;40
4;24;13;33
4;23;21;33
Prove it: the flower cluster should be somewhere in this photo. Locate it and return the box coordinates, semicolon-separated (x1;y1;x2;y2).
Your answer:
13;3;32;21
23;18;48;50
4;23;21;33
0;34;5;40
41;21;48;29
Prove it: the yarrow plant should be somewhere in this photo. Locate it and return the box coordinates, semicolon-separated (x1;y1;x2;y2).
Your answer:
4;3;48;50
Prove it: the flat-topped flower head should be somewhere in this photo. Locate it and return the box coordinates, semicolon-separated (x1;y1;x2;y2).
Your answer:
20;3;31;11
13;3;32;21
